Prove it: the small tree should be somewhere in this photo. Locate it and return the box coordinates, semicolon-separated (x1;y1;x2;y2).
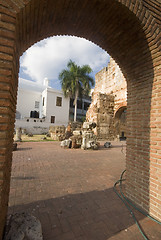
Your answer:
59;60;94;121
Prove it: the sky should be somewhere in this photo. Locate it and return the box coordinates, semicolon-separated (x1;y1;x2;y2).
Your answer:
19;36;110;92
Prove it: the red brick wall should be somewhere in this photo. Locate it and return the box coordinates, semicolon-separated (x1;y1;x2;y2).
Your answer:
0;2;19;238
0;0;161;238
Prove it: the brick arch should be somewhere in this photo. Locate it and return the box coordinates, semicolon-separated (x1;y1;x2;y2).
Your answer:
114;103;127;118
14;0;160;78
118;0;161;51
0;1;161;238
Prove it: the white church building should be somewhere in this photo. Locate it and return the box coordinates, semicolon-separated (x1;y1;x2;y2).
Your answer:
15;78;91;134
15;78;70;134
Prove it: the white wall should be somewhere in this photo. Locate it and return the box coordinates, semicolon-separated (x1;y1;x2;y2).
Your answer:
16;88;41;118
45;88;69;125
15;119;49;134
42;88;47;118
16;87;70;134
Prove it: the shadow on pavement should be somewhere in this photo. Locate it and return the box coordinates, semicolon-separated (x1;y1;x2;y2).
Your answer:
17;147;32;151
8;187;146;240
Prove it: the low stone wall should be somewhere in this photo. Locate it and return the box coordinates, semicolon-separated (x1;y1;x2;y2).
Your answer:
15;119;50;134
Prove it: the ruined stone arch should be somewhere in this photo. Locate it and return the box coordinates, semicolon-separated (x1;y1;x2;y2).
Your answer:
114;102;127;118
114;105;127;139
114;105;127;120
0;0;161;238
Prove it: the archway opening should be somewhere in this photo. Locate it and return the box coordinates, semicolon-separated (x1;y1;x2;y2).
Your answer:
114;106;127;140
16;35;110;134
14;0;156;224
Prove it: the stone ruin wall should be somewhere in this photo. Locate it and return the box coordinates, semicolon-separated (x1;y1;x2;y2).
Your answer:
86;57;127;139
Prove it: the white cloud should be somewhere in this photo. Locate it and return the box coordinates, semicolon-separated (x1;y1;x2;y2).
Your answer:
20;36;110;90
18;78;46;92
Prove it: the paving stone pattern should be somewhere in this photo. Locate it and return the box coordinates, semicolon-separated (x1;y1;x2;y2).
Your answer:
8;142;161;240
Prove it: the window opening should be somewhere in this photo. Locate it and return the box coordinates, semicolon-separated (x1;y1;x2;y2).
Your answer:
51;116;55;123
35;101;40;109
43;97;45;106
56;97;62;107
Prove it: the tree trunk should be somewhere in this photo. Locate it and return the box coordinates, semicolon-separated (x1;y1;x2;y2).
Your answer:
74;86;79;122
74;99;77;122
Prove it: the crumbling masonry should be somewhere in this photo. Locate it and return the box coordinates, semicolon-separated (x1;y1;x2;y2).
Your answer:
86;58;127;139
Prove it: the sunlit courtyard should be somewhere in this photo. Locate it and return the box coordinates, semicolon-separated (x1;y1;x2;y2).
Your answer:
7;141;161;240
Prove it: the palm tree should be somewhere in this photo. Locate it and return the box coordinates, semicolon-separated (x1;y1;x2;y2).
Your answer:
59;60;94;122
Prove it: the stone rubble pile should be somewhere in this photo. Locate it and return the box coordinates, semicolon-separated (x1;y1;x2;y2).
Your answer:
4;212;43;240
49;122;82;142
81;122;98;150
49;125;66;141
70;130;82;148
60;139;72;148
60;122;99;150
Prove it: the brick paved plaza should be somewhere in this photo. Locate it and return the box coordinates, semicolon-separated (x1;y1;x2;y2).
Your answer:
8;141;161;240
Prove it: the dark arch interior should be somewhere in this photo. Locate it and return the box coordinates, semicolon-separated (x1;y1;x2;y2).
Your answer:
114;106;127;139
115;106;127;120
